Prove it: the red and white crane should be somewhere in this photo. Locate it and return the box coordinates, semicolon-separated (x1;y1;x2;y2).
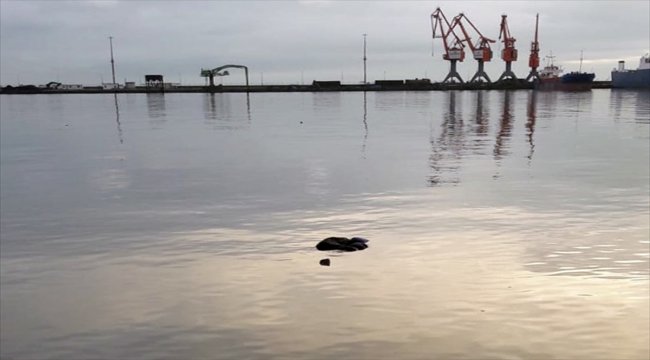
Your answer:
449;12;496;83
525;14;540;81
431;7;465;83
497;14;518;82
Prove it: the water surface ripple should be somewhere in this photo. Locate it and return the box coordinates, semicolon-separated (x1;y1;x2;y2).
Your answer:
1;90;648;359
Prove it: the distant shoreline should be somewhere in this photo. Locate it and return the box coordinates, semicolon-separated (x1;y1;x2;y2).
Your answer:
0;81;612;94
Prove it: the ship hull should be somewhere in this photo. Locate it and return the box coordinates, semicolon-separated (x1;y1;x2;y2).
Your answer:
535;71;594;91
535;80;593;91
611;68;650;89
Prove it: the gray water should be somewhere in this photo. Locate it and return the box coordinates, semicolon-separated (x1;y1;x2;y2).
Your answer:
1;90;648;360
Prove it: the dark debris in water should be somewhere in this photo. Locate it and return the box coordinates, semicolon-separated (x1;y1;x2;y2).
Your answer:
316;237;369;252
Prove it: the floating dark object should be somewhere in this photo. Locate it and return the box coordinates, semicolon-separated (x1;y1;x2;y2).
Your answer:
319;258;331;266
316;237;369;251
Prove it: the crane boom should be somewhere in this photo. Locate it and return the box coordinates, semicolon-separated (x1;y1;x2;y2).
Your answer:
449;13;495;61
431;7;464;61
200;64;249;89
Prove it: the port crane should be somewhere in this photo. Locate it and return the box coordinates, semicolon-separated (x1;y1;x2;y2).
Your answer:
449;12;496;83
431;7;465;83
200;64;249;90
525;14;540;81
496;14;518;82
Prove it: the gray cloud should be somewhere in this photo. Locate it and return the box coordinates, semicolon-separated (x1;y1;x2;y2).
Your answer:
1;0;648;85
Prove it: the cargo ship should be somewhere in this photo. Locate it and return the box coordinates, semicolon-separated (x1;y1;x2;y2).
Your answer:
535;54;595;91
611;53;650;89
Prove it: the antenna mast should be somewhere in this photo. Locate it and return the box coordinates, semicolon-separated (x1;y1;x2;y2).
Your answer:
109;36;116;85
579;50;583;72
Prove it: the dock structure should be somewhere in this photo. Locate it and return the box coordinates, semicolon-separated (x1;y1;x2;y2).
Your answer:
1;80;613;95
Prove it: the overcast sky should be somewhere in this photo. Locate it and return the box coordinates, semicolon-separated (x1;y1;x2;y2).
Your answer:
1;0;648;86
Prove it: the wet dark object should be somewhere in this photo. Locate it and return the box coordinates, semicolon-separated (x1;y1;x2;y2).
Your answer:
319;258;331;266
316;237;369;251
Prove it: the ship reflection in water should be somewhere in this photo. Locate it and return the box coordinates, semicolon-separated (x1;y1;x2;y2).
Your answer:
610;88;650;124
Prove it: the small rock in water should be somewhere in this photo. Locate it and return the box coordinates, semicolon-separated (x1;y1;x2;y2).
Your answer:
316;237;369;251
319;258;330;266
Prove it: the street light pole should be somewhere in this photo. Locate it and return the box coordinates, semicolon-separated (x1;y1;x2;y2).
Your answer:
109;36;116;86
363;33;367;84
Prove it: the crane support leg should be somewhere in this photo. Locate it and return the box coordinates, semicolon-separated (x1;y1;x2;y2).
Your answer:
443;60;464;83
470;60;491;83
497;62;518;82
525;68;539;82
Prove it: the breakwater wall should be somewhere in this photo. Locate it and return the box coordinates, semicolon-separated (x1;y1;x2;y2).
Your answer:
1;81;611;94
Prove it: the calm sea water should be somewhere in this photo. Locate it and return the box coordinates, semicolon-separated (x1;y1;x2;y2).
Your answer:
1;90;649;360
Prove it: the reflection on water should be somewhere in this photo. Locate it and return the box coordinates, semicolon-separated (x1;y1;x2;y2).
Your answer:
428;91;463;186
611;89;650;125
493;90;513;161
203;93;252;129
473;90;489;137
205;92;219;120
429;90;526;185
246;93;251;122
146;93;166;128
361;91;368;157
113;94;123;144
564;90;593;116
312;91;341;112
635;91;650;124
526;90;537;161
1;90;648;360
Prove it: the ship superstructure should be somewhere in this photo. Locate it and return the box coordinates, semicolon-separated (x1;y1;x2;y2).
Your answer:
612;54;650;89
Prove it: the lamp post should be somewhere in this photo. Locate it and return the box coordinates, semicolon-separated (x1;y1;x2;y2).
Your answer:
363;33;367;84
109;36;116;87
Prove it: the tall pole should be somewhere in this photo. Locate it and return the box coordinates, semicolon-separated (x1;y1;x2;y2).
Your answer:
109;36;116;86
363;33;367;84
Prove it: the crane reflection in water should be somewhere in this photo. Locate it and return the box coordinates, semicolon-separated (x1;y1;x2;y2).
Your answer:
204;93;226;121
203;93;251;128
526;90;537;162
428;91;464;186
428;90;539;186
473;90;490;138
493;90;513;160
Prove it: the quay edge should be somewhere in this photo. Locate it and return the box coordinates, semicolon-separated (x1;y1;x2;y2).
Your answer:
1;81;612;95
